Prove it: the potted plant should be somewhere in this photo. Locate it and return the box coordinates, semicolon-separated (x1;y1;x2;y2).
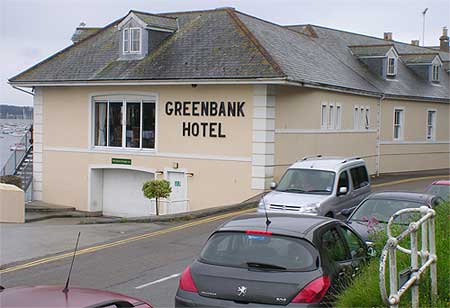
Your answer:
142;179;172;216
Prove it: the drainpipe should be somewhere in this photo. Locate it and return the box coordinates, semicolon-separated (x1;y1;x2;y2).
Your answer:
376;94;385;176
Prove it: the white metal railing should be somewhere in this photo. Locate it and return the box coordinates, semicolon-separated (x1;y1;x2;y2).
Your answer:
379;206;437;308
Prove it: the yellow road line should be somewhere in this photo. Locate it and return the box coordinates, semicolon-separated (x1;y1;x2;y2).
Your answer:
2;174;448;274
0;208;255;274
372;174;449;188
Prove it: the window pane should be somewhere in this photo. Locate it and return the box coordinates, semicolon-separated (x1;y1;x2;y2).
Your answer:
94;102;107;146
321;105;327;128
131;29;140;52
321;228;347;262
142;102;155;149
126;102;141;148
354;107;359;129
340;227;366;258
108;102;122;147
350;166;369;190
337;171;349;191
336;106;341;129
123;29;129;53
328;105;334;128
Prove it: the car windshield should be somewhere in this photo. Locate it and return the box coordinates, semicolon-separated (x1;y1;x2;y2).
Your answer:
426;185;450;201
276;169;335;195
199;232;317;271
350;199;424;223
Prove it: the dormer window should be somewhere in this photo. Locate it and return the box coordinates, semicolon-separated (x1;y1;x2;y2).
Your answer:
123;28;141;54
387;57;397;76
432;64;440;82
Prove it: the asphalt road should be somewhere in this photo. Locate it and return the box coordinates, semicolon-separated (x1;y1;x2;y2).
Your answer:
0;176;445;308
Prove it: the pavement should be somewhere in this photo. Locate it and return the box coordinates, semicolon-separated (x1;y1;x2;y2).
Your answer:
0;170;448;308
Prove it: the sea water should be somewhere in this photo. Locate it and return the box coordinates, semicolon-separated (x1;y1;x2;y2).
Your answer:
0;119;33;169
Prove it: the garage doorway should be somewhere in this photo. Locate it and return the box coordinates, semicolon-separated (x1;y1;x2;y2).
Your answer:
89;167;155;217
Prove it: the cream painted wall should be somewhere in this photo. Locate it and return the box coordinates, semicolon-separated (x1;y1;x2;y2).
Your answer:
380;99;450;141
275;86;378;130
42;150;253;212
274;86;378;179
42;84;253;157
379;98;450;173
40;84;256;212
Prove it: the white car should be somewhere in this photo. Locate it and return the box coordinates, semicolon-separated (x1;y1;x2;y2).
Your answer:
258;156;371;218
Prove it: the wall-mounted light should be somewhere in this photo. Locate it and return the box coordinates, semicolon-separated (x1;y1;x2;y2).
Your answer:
173;162;179;169
155;171;164;175
186;172;194;177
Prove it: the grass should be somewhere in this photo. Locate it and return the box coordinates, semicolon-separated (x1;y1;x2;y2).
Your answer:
336;201;450;307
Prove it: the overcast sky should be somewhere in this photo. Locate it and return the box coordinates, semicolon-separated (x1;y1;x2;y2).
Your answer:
1;0;448;106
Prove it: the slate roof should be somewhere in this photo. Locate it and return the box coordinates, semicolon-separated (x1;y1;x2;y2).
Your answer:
349;44;395;57
400;53;440;65
132;11;178;30
71;27;101;43
9;8;450;102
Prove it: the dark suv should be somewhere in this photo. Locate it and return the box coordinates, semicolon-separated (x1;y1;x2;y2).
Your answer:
175;213;368;307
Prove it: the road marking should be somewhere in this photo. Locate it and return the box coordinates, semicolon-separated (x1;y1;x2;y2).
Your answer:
0;208;255;274
372;174;449;188
136;273;181;289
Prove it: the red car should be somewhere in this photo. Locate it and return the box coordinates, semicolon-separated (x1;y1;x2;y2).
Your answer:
0;285;152;308
425;180;450;201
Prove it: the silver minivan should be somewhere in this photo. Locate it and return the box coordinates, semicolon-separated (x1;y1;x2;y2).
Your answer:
257;156;371;217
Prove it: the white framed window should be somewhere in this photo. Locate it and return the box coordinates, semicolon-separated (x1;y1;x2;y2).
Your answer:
393;108;404;140
432;64;440;82
365;107;370;129
123;29;130;53
354;106;359;129
387;57;397;76
335;104;342;129
93;98;155;149
328;104;335;129
426;109;437;141
123;27;141;54
321;103;328;129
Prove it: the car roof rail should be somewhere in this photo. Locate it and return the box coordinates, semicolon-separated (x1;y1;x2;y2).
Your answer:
341;156;361;163
301;154;323;161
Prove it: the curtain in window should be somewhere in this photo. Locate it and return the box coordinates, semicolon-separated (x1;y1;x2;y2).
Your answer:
95;102;107;146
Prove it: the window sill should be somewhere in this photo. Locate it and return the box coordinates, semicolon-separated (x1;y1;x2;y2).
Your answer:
91;146;156;154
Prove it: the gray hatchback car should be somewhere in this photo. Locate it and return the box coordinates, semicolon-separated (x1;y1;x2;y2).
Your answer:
175;213;368;307
258;156;371;218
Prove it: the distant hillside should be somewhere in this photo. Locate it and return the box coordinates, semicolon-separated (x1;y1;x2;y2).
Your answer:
0;105;33;119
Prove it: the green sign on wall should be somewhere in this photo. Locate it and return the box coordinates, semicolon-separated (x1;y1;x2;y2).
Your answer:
111;158;132;165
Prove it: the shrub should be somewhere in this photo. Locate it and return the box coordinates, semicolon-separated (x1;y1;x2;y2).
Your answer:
336;201;449;307
0;175;22;189
142;179;171;216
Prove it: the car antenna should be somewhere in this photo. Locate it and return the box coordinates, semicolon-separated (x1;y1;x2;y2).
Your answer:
262;195;271;231
63;232;81;294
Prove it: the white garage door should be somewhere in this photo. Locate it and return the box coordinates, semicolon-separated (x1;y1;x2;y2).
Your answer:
102;169;154;217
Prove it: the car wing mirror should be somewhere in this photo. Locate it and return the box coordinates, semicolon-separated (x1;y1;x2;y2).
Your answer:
270;181;277;190
340;207;355;217
338;187;348;195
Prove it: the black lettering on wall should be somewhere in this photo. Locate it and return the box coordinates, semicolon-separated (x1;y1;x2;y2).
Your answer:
182;122;190;136
237;102;245;117
218;102;226;116
210;102;217;116
200;122;208;137
218;122;226;138
174;101;182;116
183;101;191;116
201;101;209;116
165;101;173;116
192;101;200;116
227;102;236;117
191;122;199;136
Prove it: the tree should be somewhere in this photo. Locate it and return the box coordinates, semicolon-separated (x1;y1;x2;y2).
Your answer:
142;179;172;216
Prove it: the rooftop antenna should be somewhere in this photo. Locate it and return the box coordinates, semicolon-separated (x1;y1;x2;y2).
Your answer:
422;8;428;47
262;195;271;231
63;232;81;294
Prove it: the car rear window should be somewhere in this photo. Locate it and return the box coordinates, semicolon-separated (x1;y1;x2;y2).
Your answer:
199;231;317;271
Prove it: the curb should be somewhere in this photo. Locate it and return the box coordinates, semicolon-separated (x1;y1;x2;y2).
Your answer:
79;200;259;225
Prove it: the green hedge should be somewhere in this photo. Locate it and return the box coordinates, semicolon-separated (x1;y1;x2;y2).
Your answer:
336;201;450;307
0;175;22;189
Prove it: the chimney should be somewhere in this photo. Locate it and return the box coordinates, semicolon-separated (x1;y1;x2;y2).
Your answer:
411;40;420;46
440;26;449;52
384;32;393;41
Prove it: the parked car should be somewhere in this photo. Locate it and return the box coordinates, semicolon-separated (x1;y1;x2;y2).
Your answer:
0;285;153;308
425;180;450;201
342;192;443;243
258;156;371;218
175;213;368;307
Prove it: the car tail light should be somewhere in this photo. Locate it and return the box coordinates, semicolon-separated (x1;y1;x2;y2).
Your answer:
179;267;198;293
291;276;330;304
246;230;272;235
